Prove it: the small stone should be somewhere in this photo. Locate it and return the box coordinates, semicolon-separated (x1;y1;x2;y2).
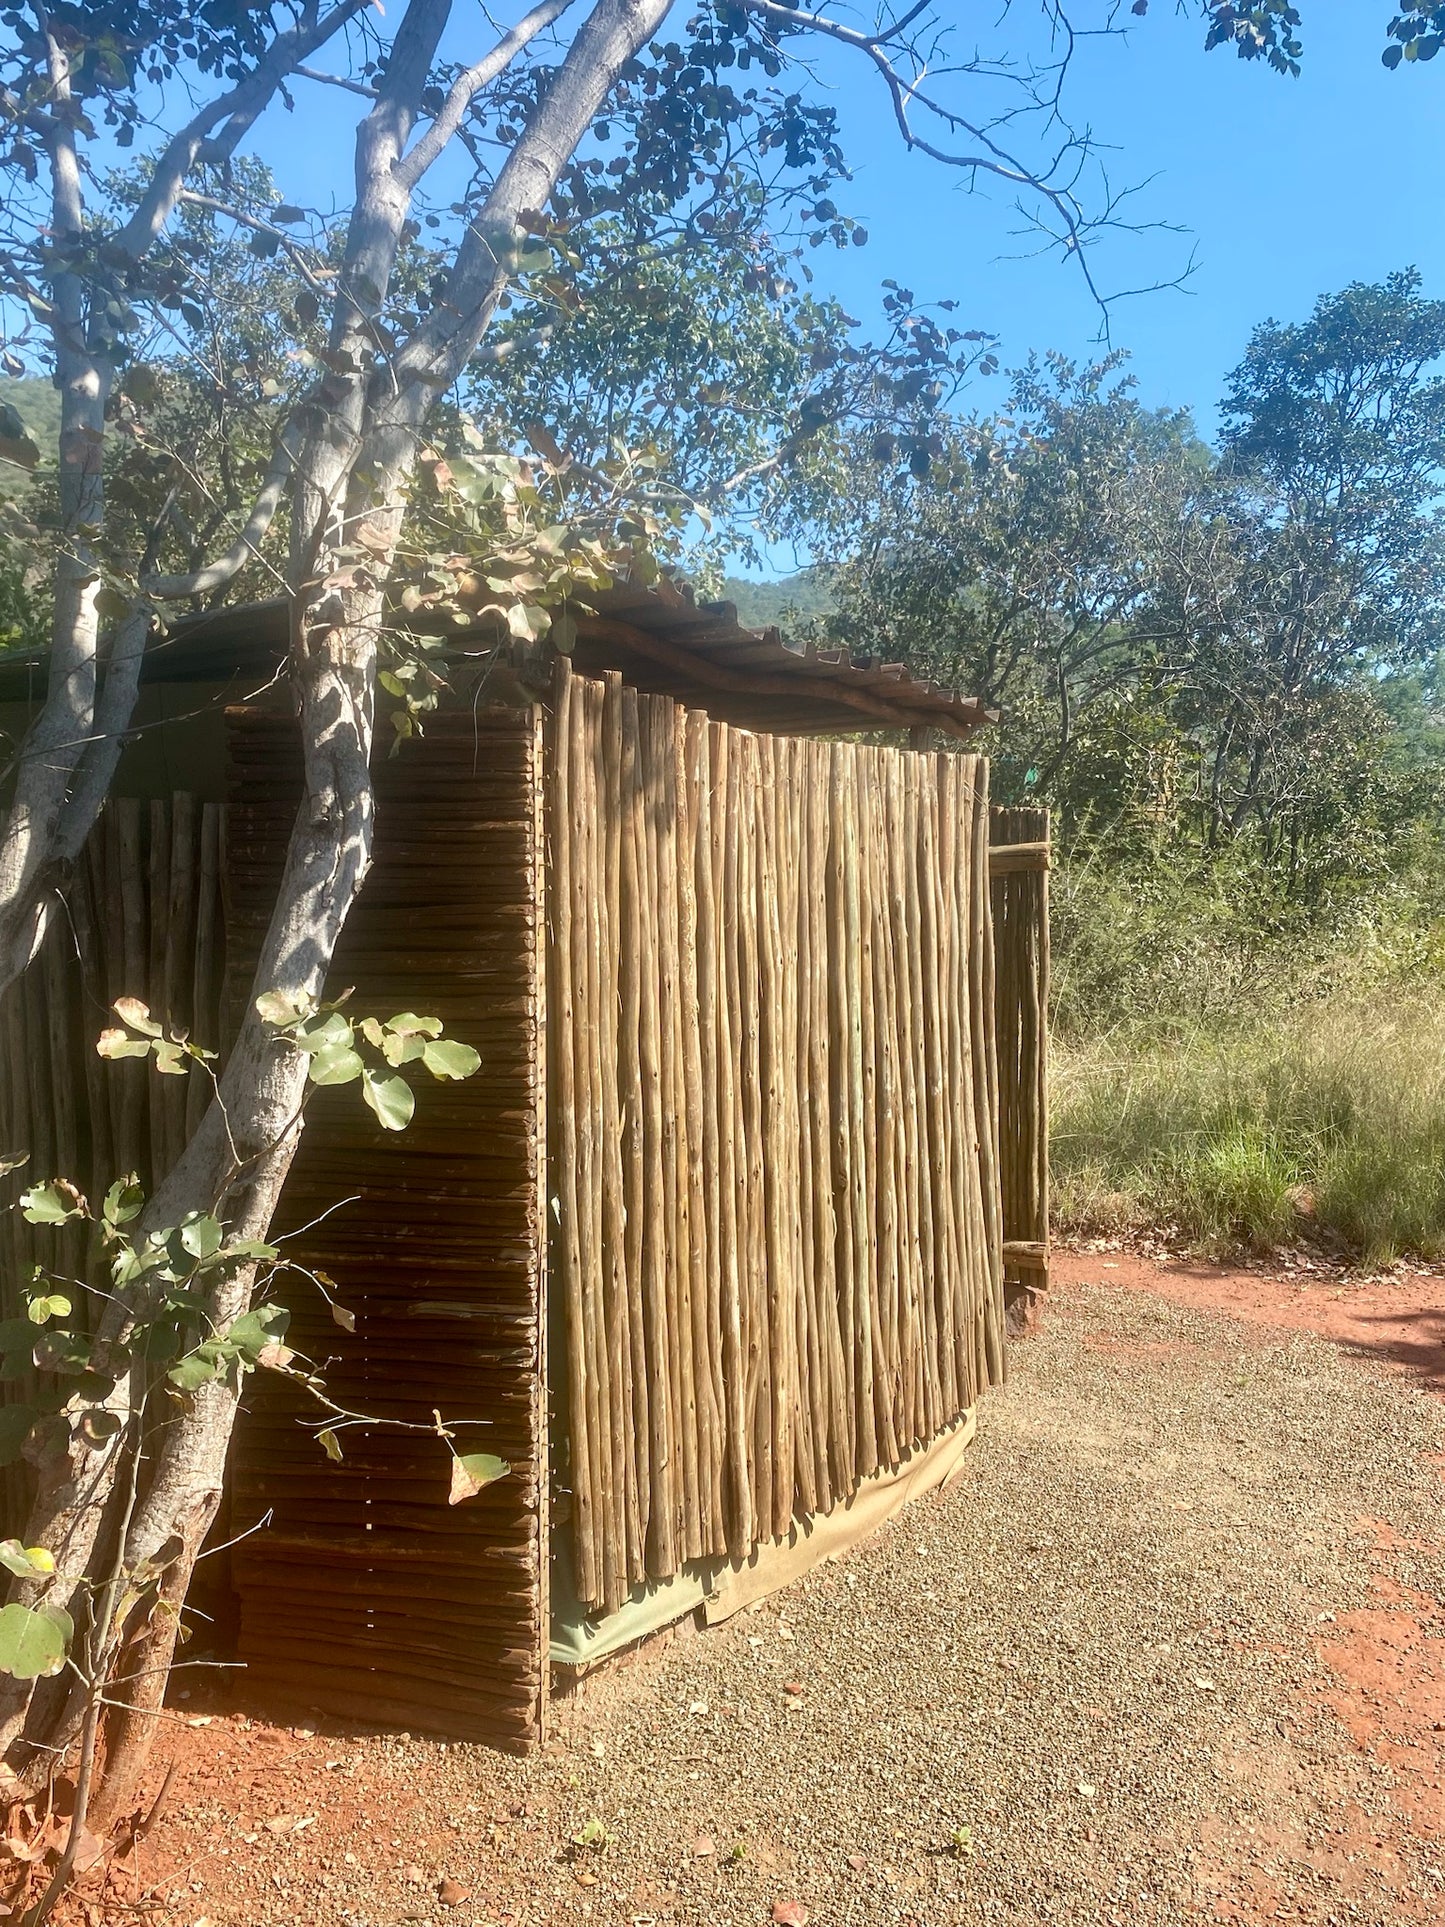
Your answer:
438;1876;470;1906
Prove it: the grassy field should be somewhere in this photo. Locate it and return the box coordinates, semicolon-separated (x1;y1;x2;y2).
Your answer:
1051;993;1445;1266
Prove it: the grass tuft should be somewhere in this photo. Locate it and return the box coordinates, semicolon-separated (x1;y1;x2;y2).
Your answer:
1051;994;1445;1265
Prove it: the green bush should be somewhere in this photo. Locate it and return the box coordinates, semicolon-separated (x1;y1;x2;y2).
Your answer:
1052;992;1445;1264
1048;851;1445;1263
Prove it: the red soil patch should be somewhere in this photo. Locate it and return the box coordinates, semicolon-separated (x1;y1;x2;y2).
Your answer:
20;1249;1445;1927
1057;1248;1445;1923
1053;1247;1445;1399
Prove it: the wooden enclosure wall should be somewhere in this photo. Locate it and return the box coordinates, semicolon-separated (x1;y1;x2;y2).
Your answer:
549;664;1005;1618
990;806;1051;1311
225;706;550;1751
0;794;226;1530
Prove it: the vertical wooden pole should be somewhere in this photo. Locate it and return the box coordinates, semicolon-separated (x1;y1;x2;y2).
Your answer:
549;661;596;1608
618;686;652;1567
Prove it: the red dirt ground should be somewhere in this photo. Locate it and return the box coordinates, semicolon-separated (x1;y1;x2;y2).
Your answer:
1052;1247;1445;1399
1056;1248;1445;1925
12;1249;1445;1926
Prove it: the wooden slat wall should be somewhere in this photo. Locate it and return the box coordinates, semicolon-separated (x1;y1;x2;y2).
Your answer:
225;705;549;1752
0;794;226;1533
550;664;1005;1617
989;805;1051;1315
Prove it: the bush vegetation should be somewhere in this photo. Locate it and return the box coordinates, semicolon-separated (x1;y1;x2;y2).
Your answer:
1049;856;1445;1262
803;273;1445;1264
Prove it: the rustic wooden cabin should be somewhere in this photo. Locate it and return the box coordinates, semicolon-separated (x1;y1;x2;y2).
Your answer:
0;580;1049;1751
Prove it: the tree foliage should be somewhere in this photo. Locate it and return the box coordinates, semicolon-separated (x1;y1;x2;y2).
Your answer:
815;274;1445;902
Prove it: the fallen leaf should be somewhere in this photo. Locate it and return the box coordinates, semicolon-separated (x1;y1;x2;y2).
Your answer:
846;1853;867;1872
264;1814;308;1836
773;1903;809;1925
187;1715;213;1727
438;1876;470;1906
692;1834;715;1858
70;1825;106;1873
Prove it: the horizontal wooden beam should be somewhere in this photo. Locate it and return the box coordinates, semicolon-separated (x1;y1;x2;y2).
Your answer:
989;840;1051;876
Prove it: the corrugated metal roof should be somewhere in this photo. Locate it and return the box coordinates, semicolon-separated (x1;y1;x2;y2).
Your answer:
0;580;994;740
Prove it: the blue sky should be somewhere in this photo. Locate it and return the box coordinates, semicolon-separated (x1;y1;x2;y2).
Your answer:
798;5;1441;437
246;2;1440;573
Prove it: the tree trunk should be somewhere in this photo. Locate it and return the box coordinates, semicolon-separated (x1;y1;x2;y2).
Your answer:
1;584;381;1792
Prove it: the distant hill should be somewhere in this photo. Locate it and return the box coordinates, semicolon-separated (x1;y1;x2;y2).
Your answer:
0;376;57;497
715;565;835;629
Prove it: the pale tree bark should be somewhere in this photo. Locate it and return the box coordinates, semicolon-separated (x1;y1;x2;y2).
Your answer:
0;1;367;996
2;0;678;1807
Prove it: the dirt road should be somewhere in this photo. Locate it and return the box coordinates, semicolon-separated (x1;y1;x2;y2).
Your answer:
60;1255;1445;1926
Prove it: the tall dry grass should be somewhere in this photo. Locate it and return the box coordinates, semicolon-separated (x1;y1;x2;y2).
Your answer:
1052;993;1445;1263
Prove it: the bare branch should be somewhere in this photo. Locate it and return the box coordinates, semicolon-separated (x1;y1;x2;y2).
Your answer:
177;189;337;304
295;61;380;100
738;0;1114;317
142;416;307;600
394;0;583;191
118;0;372;263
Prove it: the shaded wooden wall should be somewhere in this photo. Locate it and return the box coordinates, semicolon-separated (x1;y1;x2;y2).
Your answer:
0;795;226;1530
224;706;550;1751
990;806;1051;1323
549;664;1006;1619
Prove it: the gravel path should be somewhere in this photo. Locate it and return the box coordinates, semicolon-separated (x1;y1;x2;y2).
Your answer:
144;1279;1445;1927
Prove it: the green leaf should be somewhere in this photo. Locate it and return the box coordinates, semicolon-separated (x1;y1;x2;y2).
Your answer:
224;1304;290;1365
380;1031;427;1067
0;1540;53;1579
448;1451;510;1504
26;1294;71;1325
0;402;40;472
309;1043;365;1086
294;1011;353;1052
96;1028;152;1060
506;601;549;642
103;1177;145;1227
152;1039;188;1077
421;1039;481;1082
179;1214;223;1260
112;997;161;1036
0;1602;73;1679
78;1409;123;1448
224;1239;280;1263
552;610;578;655
255;989;308;1027
168;1343;227;1392
361;1070;414;1132
19;1184;82;1225
32;1330;91;1375
385;1013;444;1038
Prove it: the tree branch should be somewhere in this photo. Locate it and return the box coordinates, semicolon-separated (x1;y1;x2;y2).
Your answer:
142;417;307;600
118;0;372;263
394;0;583;191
